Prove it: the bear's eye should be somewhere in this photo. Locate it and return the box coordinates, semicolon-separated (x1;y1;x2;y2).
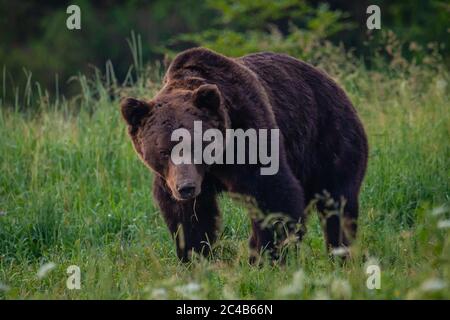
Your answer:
160;150;170;159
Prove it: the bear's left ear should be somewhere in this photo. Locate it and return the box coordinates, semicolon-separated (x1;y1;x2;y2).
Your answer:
193;84;221;110
120;97;151;127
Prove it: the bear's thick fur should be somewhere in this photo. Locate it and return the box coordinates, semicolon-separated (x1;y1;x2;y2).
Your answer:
121;48;368;262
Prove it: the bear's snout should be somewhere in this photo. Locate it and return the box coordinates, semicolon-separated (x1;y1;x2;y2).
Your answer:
176;181;197;200
166;163;203;201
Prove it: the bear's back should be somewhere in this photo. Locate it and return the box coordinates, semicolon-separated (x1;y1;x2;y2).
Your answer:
237;51;361;140
237;52;320;161
237;52;366;188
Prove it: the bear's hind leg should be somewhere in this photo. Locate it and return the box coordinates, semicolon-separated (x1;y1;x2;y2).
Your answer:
245;166;306;264
316;189;359;255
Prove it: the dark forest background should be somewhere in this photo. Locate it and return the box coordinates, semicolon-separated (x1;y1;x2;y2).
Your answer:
1;0;449;97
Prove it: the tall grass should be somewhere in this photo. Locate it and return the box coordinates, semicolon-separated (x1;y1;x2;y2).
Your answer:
0;40;449;299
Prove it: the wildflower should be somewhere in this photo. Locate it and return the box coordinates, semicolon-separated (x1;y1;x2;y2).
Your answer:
313;290;330;300
37;262;56;279
151;288;168;300
222;285;237;300
175;282;202;299
437;219;450;229
436;79;447;92
330;279;352;299
431;205;448;216
365;257;380;269
0;282;10;292
278;270;305;297
420;278;447;292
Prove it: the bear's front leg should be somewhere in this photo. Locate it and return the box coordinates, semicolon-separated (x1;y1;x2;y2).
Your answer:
245;165;307;264
153;176;221;262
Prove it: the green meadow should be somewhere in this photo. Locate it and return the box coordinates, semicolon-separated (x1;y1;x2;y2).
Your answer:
0;46;449;299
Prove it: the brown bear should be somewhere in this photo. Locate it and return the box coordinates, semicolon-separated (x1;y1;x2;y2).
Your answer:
121;47;368;263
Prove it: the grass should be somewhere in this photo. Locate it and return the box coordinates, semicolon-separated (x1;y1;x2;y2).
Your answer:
0;54;449;299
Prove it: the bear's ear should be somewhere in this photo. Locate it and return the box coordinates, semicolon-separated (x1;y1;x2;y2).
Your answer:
120;97;151;127
193;84;221;110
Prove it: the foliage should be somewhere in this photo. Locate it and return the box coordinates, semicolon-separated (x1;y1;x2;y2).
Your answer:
0;0;216;97
1;0;448;102
170;1;352;59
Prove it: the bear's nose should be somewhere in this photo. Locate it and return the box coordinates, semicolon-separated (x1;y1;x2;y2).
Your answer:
177;182;196;199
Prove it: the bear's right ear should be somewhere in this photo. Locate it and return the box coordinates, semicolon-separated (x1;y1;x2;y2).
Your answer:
193;84;221;110
120;98;151;127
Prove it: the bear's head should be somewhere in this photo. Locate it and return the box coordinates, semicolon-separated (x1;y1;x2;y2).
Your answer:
121;84;228;201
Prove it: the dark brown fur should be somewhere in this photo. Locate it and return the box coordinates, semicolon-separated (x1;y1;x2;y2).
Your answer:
121;48;368;262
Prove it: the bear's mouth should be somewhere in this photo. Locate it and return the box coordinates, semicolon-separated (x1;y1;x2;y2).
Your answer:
172;191;200;201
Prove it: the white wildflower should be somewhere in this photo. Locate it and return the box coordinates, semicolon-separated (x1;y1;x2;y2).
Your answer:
37;262;56;279
437;219;450;229
364;257;380;270
151;288;168;300
222;284;237;300
0;282;10;292
278;270;305;297
313;290;330;300
431;205;448;216
436;78;447;92
420;278;447;292
175;282;201;299
330;278;352;299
